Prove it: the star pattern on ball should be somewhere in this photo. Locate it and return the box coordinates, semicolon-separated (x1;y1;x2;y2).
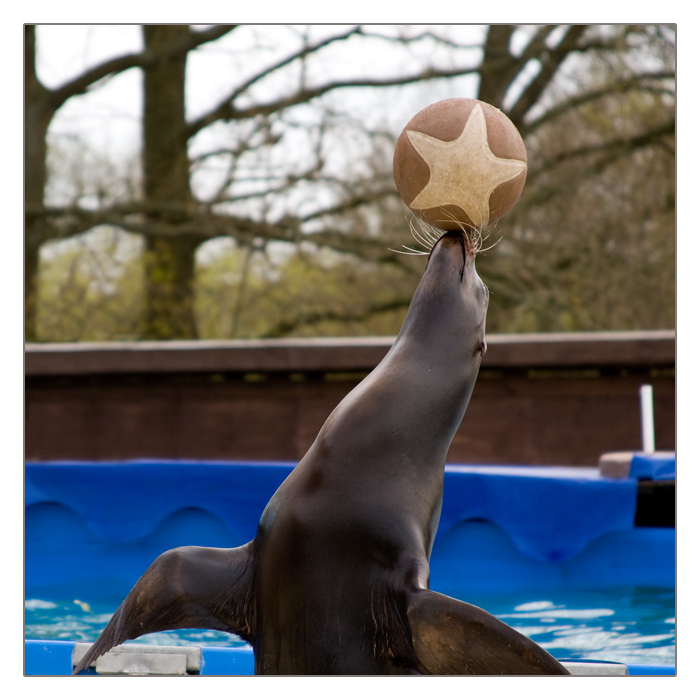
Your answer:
407;104;526;228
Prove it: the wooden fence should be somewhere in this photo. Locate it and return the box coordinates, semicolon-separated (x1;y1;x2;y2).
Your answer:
25;331;675;466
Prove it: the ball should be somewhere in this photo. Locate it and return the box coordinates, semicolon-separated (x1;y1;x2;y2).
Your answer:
393;98;527;230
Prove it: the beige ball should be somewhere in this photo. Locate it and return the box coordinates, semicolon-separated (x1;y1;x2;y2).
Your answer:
393;98;527;230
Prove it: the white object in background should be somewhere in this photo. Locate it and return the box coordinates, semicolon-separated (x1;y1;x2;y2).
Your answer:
640;384;655;453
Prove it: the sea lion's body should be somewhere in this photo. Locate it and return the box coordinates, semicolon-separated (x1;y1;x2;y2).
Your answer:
73;230;569;676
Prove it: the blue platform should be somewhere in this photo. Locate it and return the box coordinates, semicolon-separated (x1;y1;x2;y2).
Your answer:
630;452;676;480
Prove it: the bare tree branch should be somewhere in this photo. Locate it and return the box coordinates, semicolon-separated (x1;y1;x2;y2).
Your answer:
528;119;675;179
508;25;590;126
28;198;402;263
522;70;676;135
265;295;412;338
44;25;236;111
186;26;363;137
186;31;484;138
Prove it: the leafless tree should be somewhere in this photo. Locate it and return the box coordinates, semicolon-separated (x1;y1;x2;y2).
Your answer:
25;24;675;340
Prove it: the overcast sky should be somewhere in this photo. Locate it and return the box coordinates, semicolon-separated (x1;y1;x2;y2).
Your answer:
33;24;487;167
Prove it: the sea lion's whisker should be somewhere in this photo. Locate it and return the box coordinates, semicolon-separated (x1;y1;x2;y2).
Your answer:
388;245;429;256
410;220;440;250
477;235;502;253
392;210;501;259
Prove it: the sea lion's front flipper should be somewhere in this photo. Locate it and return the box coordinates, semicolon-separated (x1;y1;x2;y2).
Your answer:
406;589;570;675
72;543;256;674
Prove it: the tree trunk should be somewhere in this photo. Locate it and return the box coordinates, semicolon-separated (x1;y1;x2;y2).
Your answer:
142;25;199;339
477;25;519;110
25;25;52;341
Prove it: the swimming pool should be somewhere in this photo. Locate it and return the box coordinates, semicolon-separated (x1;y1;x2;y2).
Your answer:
25;583;675;668
25;459;675;675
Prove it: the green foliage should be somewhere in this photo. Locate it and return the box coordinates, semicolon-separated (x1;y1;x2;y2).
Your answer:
36;227;144;341
195;238;419;339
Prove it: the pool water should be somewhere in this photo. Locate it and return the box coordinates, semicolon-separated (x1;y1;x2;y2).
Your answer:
25;584;675;667
458;585;675;667
24;596;246;650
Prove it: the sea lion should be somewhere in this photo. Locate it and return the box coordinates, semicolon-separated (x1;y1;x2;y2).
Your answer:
73;228;569;675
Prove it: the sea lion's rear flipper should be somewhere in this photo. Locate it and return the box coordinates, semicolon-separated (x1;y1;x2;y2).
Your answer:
72;543;256;674
406;589;570;675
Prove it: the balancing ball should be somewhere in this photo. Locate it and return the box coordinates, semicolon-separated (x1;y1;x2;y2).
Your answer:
393;98;527;230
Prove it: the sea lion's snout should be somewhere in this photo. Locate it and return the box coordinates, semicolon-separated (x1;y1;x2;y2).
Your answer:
426;229;470;276
425;229;489;311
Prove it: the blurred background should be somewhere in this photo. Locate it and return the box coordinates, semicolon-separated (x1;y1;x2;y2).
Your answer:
25;24;675;343
24;24;676;465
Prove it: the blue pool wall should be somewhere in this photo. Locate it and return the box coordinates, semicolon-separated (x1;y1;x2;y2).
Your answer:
26;459;674;599
25;459;675;675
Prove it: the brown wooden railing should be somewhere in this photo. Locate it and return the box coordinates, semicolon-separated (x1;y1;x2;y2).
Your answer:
25;331;675;466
